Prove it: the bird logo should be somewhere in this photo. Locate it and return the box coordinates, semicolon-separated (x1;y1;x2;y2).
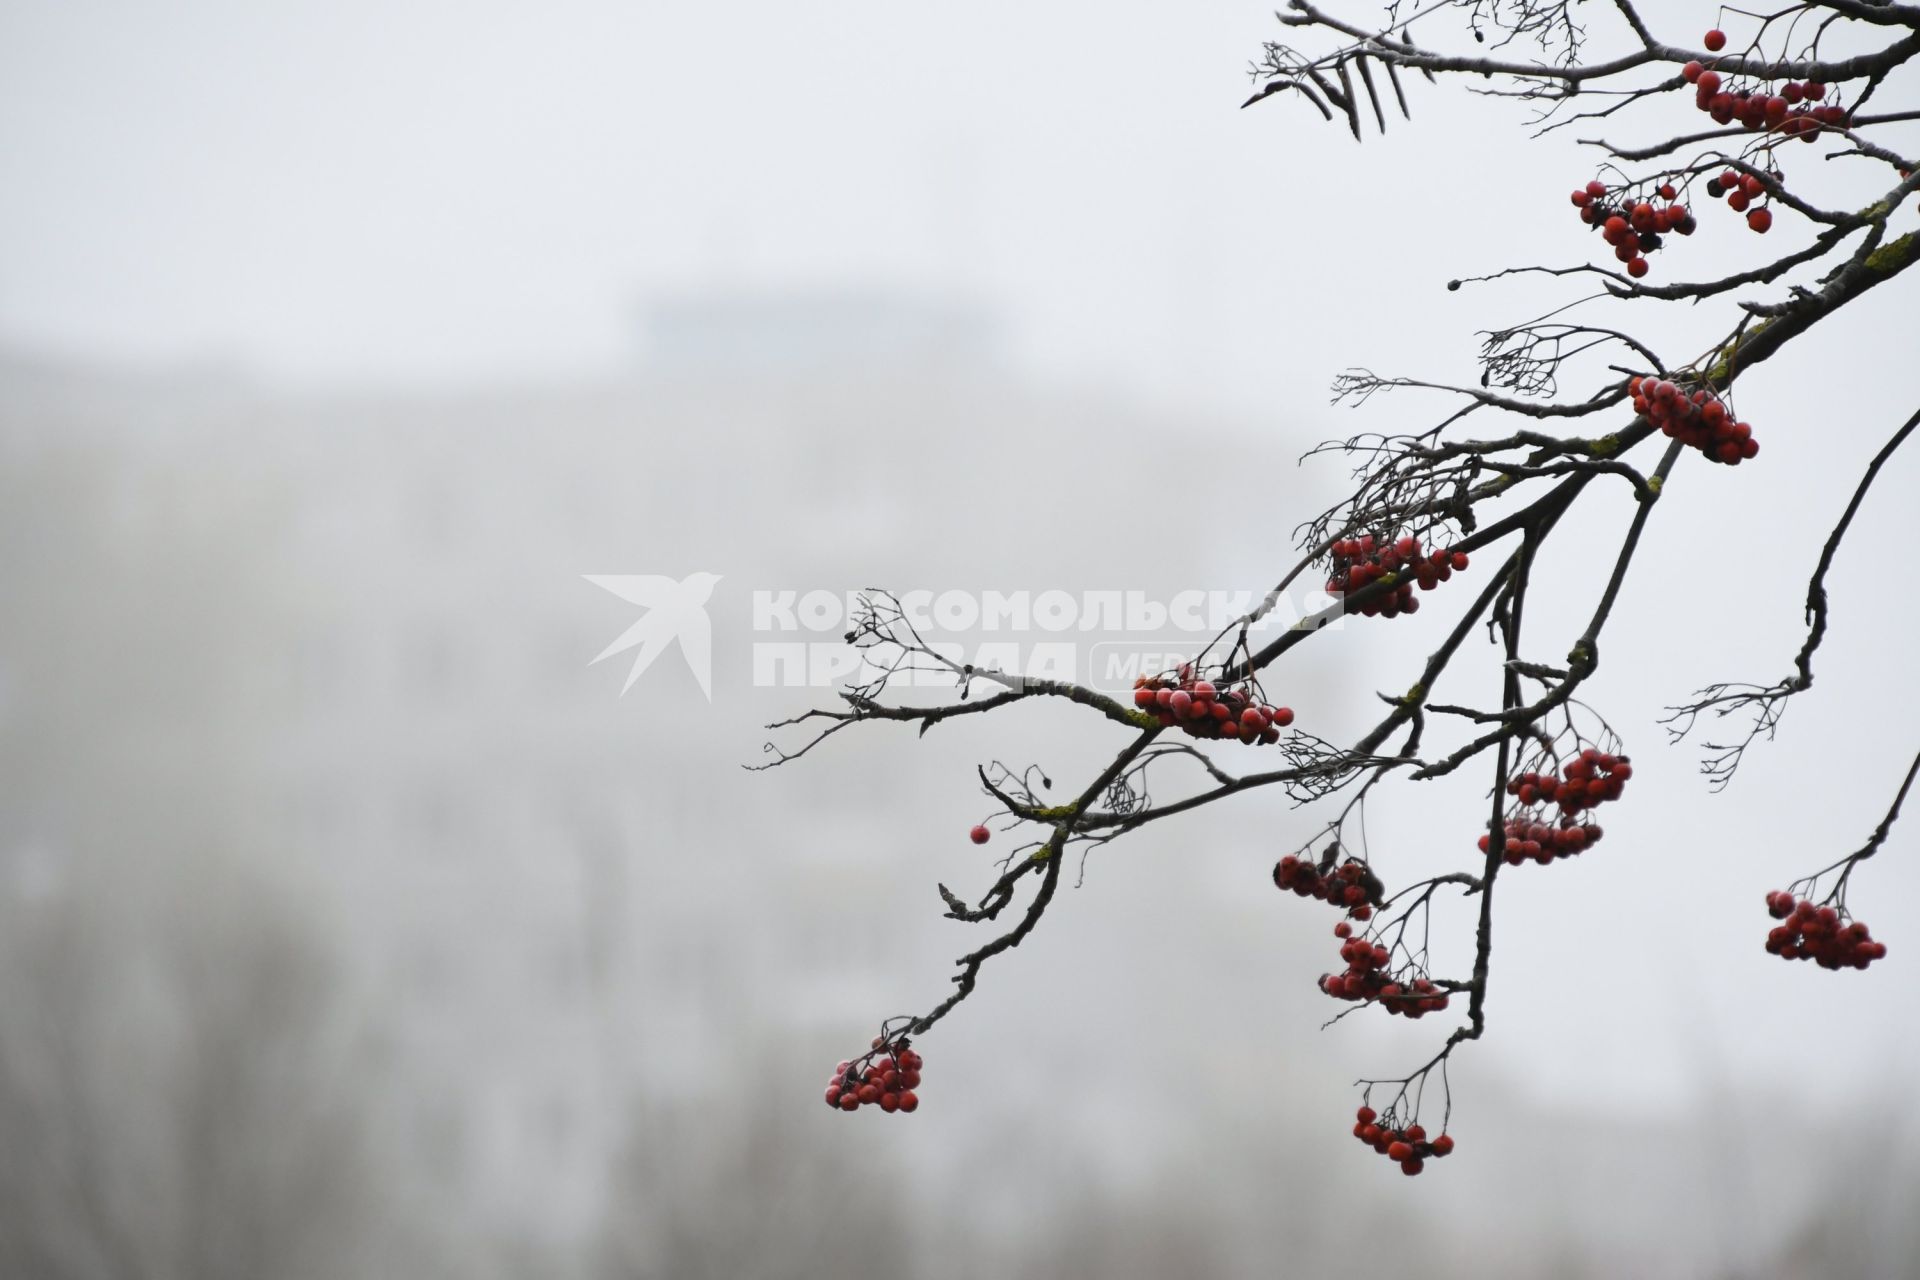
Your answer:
584;572;722;699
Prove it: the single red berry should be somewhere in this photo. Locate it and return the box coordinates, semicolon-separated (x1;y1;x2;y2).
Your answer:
1387;1141;1413;1161
1357;1105;1377;1124
1682;60;1704;83
1401;1157;1425;1176
1431;1134;1455;1157
1704;29;1726;51
970;824;991;845
1748;207;1773;233
1627;256;1649;279
1696;70;1721;95
898;1090;919;1112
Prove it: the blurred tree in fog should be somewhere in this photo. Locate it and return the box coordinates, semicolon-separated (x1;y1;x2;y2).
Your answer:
594;1060;911;1280
0;423;411;1278
0;849;389;1280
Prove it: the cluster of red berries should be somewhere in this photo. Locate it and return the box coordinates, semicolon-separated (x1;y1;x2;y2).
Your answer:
1764;893;1888;969
1325;535;1469;619
1571;180;1695;278
1701;168;1779;233
1319;923;1451;1017
1509;749;1632;815
1273;855;1380;920
1133;665;1295;744
1483;814;1604;865
824;1039;924;1114
1630;376;1760;464
1481;750;1627;865
1684;57;1848;141
1352;1106;1455;1176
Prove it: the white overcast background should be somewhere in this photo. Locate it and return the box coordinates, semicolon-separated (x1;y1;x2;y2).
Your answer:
3;3;1919;1278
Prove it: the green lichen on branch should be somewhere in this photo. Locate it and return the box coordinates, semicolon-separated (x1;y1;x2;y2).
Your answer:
1697;317;1773;386
1864;230;1917;276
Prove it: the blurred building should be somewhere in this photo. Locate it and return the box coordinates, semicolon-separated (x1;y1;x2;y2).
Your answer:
0;291;1334;1271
